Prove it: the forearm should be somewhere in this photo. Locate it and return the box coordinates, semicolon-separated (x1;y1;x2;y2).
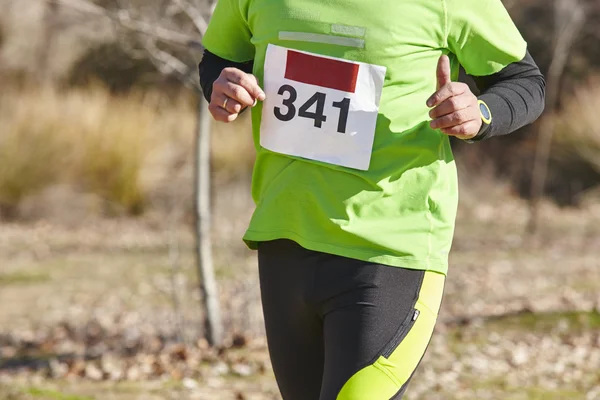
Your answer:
198;50;254;102
471;51;546;140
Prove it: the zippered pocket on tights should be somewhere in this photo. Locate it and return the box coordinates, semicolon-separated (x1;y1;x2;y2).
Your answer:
381;309;420;358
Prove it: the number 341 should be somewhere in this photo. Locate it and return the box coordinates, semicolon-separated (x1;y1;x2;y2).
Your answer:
274;85;350;134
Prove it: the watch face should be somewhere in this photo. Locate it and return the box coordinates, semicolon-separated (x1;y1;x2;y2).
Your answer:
479;101;492;123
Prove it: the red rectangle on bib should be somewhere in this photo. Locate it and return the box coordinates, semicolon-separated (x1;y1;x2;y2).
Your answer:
285;50;359;93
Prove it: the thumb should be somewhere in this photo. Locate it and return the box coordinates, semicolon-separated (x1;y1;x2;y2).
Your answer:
436;55;452;90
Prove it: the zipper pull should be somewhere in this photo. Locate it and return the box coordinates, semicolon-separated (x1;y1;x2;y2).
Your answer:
412;309;420;321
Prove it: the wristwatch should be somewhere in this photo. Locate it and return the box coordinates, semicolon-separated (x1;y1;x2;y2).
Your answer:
478;99;492;126
463;100;492;143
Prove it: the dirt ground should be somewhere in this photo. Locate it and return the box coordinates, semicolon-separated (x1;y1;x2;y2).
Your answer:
1;181;600;400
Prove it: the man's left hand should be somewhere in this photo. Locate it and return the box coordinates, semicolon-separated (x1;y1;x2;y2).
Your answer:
426;55;482;140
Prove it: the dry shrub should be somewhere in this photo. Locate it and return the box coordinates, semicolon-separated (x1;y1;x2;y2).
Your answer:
552;78;600;203
68;43;160;93
0;86;72;217
75;92;156;214
0;85;192;217
0;84;257;220
554;79;600;170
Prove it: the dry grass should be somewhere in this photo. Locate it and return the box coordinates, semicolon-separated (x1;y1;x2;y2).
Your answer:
0;84;255;219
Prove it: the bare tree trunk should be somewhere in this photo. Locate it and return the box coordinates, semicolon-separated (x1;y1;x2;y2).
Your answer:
52;0;223;347
526;0;585;235
194;94;223;347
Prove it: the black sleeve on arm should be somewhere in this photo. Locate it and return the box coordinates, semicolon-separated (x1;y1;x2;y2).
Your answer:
198;49;254;102
469;50;546;141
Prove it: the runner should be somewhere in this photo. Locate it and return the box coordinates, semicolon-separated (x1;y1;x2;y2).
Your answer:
199;0;545;398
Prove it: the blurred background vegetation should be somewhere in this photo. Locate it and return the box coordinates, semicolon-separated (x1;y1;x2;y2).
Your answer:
0;0;598;219
0;1;599;399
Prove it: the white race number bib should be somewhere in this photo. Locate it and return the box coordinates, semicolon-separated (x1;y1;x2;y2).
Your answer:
260;44;386;171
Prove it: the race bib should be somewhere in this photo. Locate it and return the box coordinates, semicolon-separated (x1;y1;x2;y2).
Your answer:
260;44;386;171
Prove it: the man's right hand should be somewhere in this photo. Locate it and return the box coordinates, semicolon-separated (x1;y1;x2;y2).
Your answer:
209;67;266;123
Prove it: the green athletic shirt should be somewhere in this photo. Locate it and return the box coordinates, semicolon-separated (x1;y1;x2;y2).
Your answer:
202;0;527;275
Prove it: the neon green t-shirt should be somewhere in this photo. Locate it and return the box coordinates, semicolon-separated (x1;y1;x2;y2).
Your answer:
202;0;526;275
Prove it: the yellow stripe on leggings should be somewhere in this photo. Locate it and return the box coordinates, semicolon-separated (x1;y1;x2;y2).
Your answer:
336;270;445;400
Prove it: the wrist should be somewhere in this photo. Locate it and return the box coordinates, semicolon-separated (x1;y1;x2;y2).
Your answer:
461;99;492;143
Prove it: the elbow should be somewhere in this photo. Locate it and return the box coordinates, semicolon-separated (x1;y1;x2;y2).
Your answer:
534;74;546;121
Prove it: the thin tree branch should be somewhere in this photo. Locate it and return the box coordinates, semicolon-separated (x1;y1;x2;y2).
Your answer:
171;0;208;36
141;39;200;90
48;0;202;48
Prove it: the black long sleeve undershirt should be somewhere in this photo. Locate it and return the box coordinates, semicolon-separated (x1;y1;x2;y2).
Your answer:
471;50;546;140
198;49;545;141
199;51;254;103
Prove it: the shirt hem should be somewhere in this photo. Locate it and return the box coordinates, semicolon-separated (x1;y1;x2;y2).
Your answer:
243;230;449;276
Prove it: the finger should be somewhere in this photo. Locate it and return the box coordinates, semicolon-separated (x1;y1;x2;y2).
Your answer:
224;68;266;102
429;95;471;119
430;108;478;130
246;74;266;102
436;55;452;90
213;80;255;107
426;82;467;108
208;103;239;123
212;92;243;114
440;121;481;137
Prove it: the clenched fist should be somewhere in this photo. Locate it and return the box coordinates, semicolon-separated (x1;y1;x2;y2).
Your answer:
209;67;266;123
427;55;482;140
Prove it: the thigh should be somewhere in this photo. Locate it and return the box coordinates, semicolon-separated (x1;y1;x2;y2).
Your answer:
317;263;445;400
258;240;325;400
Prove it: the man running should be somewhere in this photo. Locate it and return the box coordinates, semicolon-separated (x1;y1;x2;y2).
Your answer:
199;0;545;398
